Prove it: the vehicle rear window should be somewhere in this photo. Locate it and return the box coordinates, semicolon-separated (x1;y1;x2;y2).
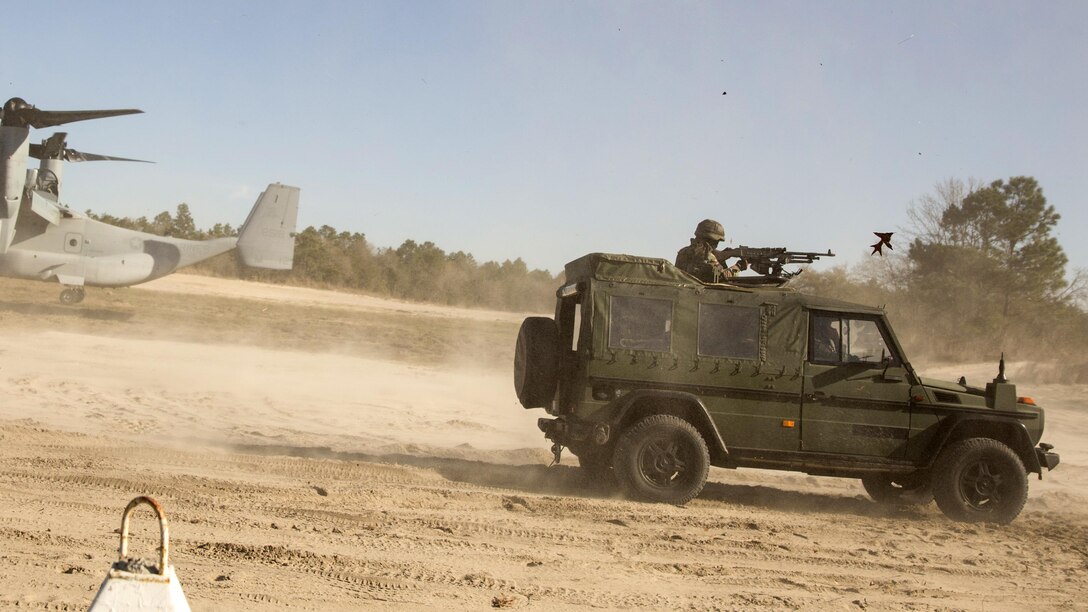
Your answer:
608;295;673;352
698;303;760;359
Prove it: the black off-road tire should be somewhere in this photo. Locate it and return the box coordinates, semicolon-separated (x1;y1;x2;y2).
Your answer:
612;414;710;505
932;438;1028;524
861;472;933;506
513;317;560;408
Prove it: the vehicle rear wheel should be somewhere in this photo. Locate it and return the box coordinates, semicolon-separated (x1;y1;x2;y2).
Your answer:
932;438;1028;524
513;317;560;409
861;472;933;505
612;414;709;505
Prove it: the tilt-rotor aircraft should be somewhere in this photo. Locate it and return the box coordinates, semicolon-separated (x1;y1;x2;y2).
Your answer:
0;97;299;304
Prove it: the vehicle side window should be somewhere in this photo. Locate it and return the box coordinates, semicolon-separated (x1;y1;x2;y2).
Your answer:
697;303;759;360
809;313;898;366
571;302;582;351
608;295;673;352
810;314;842;363
556;294;582;352
843;319;895;365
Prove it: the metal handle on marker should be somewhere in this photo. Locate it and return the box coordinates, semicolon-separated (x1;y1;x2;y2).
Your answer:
118;496;169;575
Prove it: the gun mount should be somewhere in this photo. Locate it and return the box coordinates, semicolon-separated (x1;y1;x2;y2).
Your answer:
716;246;835;286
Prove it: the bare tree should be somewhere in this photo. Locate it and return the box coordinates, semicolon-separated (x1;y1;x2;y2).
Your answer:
1057;268;1088;308
903;177;983;244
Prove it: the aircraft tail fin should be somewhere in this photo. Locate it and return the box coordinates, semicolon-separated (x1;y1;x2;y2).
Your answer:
237;183;300;270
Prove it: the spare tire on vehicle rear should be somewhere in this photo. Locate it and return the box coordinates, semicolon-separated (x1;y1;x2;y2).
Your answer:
514;317;560;408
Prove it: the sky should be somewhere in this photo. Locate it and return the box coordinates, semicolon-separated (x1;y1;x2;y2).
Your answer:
3;1;1085;276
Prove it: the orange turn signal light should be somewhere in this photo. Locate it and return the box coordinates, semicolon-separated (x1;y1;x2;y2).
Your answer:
782;419;796;428
1017;396;1036;406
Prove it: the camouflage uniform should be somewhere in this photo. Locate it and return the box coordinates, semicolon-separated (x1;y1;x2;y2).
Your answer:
676;239;732;283
675;219;742;283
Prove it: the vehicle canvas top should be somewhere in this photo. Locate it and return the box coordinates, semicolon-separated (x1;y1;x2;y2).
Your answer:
564;253;705;289
517;252;1059;521
558;253;906;405
564;252;885;316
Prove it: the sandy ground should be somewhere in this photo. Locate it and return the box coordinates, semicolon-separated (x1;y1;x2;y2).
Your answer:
0;275;1085;610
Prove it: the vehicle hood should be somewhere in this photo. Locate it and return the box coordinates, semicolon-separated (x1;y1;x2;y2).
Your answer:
919;376;985;396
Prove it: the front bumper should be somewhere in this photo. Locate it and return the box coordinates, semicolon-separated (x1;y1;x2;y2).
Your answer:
1036;443;1060;475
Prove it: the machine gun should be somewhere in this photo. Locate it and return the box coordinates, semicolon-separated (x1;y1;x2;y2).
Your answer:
715;246;835;285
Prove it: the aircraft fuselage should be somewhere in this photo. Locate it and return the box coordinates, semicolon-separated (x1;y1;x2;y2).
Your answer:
1;213;237;287
0;97;298;303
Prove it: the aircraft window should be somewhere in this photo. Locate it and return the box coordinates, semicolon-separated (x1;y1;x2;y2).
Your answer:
608;295;673;352
697;303;759;360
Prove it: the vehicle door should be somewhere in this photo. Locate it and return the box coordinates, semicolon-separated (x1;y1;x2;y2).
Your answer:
554;282;587;412
801;311;912;458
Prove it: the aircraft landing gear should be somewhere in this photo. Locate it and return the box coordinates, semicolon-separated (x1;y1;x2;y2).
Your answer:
59;286;85;305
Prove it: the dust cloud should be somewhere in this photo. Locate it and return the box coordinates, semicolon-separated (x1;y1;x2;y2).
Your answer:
0;274;1085;610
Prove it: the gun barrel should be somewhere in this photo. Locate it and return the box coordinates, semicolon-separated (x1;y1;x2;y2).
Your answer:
716;246;787;257
717;247;834;258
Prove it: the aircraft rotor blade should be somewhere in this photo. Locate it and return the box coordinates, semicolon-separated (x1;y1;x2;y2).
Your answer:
62;149;153;163
29;132;68;159
2;97;142;129
29;132;152;163
24;108;143;129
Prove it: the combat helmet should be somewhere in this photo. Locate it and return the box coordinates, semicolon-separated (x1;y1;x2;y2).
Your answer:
695;219;725;242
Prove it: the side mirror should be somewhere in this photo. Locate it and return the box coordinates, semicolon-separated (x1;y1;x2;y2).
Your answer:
881;354;904;382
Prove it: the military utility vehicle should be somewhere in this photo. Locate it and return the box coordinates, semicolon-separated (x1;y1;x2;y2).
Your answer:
514;253;1060;523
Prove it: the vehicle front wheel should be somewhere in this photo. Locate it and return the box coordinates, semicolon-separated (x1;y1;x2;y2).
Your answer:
612;414;710;505
861;472;933;505
932;438;1028;524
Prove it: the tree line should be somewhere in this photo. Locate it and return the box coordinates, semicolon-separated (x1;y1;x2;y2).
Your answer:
792;176;1087;379
84;204;558;312
86;174;1087;376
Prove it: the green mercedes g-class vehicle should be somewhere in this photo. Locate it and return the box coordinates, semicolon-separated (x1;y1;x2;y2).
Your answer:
514;253;1060;523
